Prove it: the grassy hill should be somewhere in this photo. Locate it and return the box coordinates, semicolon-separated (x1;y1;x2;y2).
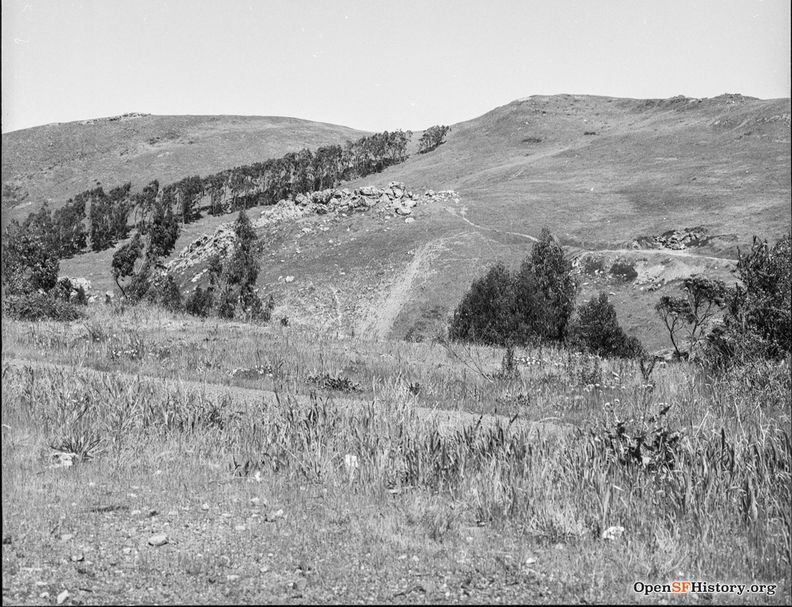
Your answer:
1;113;368;224
25;94;792;351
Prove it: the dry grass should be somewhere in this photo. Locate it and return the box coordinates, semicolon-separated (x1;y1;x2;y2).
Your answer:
2;304;790;603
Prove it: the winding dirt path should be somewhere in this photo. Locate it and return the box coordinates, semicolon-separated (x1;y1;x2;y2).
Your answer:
2;356;572;439
444;203;735;263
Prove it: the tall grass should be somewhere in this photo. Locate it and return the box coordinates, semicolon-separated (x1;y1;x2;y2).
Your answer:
2;325;789;590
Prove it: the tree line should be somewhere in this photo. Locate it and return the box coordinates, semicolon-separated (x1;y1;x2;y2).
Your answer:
448;229;790;367
2;129;414;261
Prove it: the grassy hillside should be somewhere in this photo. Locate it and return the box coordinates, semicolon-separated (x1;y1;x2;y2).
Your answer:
1;113;368;223
32;94;792;350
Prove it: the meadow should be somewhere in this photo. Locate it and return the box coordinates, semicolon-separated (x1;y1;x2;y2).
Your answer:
2;303;790;603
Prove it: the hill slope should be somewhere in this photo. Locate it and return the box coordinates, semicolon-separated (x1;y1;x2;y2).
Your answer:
1;113;368;222
38;94;792;350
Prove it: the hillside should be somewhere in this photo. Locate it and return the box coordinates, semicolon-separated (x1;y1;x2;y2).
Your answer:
28;94;792;350
1;113;368;224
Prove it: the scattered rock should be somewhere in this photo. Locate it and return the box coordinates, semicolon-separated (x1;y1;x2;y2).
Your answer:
147;534;168;547
632;226;710;250
602;525;625;541
168;181;459;283
49;451;78;469
266;509;285;522
292;578;308;592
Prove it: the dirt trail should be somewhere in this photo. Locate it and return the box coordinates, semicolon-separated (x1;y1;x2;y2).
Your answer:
445;206;539;243
444;202;734;264
569;247;735;263
357;239;446;340
2;356;572;439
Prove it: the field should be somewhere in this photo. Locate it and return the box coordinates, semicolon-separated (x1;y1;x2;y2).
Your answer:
2;303;790;604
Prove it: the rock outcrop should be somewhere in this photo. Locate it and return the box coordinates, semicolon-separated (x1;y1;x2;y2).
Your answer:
167;182;457;278
631;226;710;251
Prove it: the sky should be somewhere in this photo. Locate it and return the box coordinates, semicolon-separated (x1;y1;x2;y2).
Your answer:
2;0;790;133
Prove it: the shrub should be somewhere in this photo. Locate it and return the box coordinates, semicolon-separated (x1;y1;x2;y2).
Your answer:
700;232;790;368
568;293;643;358
1;215;60;294
146;272;182;312
3;292;83;321
185;287;214;318
581;255;605;275
610;260;637;281
729;233;791;356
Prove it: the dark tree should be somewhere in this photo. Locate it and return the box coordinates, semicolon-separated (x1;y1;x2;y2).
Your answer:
52;198;87;257
522;228;577;342
418;125;451;154
568;293;643;358
111;233;144;297
449;262;515;346
148;201;180;259
1;215;60;294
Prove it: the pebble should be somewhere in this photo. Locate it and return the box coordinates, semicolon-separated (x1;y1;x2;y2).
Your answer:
226;574;241;582
56;590;70;604
40;592;50;599
60;534;74;542
234;525;246;531
70;553;84;562
201;503;210;511
147;534;168;547
266;509;285;522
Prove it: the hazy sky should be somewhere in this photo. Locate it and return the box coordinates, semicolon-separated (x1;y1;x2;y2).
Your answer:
2;0;790;133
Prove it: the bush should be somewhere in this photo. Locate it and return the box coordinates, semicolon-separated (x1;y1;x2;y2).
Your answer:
568;293;643;358
146;272;182;312
1;215;60;294
3;292;84;321
610;260;637;281
185;287;214;318
696;233;789;368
